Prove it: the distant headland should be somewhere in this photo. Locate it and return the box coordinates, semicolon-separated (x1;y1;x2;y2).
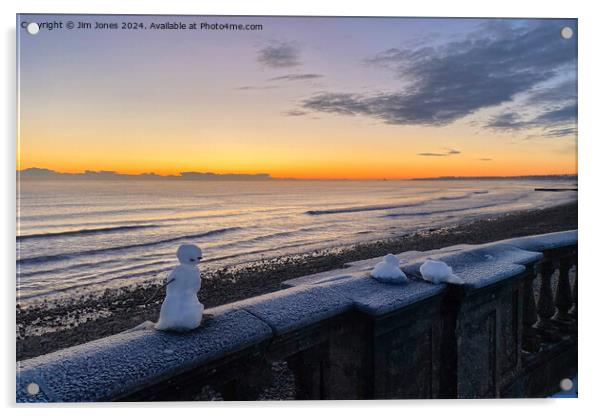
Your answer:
410;175;577;181
17;168;274;181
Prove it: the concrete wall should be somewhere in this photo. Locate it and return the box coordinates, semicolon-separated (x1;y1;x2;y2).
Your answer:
16;230;578;402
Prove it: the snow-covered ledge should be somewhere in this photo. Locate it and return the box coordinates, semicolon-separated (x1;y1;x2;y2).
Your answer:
17;231;577;402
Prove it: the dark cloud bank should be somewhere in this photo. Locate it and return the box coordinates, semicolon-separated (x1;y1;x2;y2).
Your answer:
300;21;577;137
486;79;577;137
258;42;301;68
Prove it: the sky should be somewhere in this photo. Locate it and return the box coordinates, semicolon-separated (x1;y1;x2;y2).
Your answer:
17;15;577;179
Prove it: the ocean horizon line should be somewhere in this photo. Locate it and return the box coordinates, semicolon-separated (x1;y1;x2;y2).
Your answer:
17;167;578;182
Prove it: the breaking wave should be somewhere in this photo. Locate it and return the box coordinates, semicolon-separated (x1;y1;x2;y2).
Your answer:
17;227;242;265
17;225;160;241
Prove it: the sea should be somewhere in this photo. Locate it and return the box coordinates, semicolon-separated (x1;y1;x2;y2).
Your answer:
16;178;577;303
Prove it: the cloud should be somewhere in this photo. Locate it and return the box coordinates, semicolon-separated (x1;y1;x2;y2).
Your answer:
417;148;461;157
268;74;322;82
531;102;577;126
284;110;308;116
235;85;280;91
542;127;577;138
258;42;301;68
526;79;576;105
478;158;493;161
486;112;527;130
486;78;577;137
301;21;576;127
238;73;321;92
474;77;576;139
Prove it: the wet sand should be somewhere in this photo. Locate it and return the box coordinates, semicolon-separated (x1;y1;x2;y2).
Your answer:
16;202;577;361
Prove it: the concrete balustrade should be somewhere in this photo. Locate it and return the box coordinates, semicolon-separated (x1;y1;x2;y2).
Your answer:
16;230;577;402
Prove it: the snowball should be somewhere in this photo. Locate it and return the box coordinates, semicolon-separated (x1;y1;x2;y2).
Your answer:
419;259;464;285
370;254;408;284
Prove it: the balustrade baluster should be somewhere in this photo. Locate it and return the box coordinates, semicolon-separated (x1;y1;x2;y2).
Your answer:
569;262;577;321
534;259;561;342
522;263;541;353
552;257;573;332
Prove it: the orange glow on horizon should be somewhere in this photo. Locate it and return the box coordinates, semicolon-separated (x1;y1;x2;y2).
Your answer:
18;123;577;180
16;160;577;180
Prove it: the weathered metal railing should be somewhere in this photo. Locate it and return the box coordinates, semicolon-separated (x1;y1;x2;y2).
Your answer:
16;230;577;402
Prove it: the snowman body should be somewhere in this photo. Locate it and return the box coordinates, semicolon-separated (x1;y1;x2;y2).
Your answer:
155;244;204;331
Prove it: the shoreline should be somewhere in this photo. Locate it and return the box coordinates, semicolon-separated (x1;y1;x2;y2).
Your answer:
17;201;577;361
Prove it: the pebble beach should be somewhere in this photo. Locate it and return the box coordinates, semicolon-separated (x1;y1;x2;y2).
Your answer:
17;201;577;361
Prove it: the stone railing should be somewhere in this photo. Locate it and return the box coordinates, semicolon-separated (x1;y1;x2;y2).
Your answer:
16;230;577;402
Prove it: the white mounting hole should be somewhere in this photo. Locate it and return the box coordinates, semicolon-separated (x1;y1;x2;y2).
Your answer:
26;22;40;35
560;378;573;391
560;26;574;40
26;382;40;395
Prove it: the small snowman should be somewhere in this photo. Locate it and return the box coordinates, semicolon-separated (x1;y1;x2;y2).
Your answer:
155;244;205;332
419;259;464;285
370;254;408;284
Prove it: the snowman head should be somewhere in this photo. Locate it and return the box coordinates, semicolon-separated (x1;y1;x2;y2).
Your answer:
384;254;399;267
177;244;203;265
